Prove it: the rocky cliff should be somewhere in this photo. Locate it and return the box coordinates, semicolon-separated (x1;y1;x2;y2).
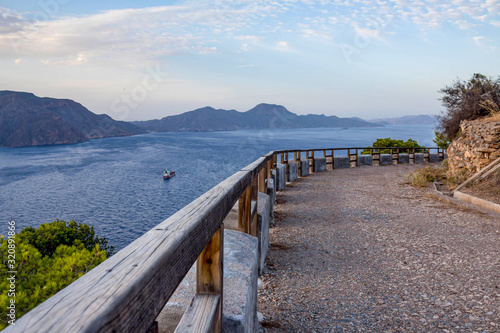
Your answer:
447;119;500;176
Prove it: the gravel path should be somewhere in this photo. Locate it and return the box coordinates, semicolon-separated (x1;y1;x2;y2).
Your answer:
258;164;500;332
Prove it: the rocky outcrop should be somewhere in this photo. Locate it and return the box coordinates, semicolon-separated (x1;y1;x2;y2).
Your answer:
447;120;500;176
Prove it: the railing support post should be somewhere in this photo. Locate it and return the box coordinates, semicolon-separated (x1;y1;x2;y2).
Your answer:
196;225;223;332
238;186;251;234
259;167;266;193
251;176;258;236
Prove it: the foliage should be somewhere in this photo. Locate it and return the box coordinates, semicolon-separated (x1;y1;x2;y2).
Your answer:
433;130;450;150
362;138;423;154
0;221;111;330
404;165;447;188
436;73;500;140
18;219;114;257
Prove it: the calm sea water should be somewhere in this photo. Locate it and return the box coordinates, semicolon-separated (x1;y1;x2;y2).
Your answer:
0;125;435;250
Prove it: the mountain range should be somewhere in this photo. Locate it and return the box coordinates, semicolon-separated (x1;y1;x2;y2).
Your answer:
0;91;146;147
0;91;436;148
131;103;377;132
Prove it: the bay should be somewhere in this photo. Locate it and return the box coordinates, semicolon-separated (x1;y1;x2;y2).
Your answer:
0;125;436;250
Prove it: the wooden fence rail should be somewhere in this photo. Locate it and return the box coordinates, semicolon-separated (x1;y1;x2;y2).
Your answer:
7;147;443;333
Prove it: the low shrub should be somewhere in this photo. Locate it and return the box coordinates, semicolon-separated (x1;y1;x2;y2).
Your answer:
405;166;447;188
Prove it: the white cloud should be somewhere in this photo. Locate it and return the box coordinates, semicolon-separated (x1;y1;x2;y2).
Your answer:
276;41;289;50
0;5;273;67
473;36;484;46
0;0;498;70
197;46;217;54
235;35;262;41
483;0;500;15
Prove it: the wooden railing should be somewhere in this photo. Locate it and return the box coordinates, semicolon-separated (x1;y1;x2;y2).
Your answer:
7;146;443;333
275;147;445;174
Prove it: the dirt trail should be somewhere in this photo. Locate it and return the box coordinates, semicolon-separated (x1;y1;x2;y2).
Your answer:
258;164;500;332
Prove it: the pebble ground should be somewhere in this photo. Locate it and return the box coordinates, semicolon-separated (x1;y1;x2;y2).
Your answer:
258;164;500;332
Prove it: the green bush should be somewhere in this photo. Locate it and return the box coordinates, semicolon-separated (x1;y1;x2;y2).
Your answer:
362;138;423;154
0;220;111;330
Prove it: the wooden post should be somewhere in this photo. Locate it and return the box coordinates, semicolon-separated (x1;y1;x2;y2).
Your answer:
258;167;266;193
294;151;297;161
311;150;315;172
355;149;358;167
196;225;223;332
297;151;301;175
250;176;258;237
238;186;251;234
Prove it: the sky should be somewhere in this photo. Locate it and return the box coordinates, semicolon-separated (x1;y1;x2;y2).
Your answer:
0;0;499;121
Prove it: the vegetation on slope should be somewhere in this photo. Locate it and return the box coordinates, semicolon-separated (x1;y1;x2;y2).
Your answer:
0;220;113;330
436;73;500;141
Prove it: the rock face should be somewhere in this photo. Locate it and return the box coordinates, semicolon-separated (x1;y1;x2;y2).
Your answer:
447;120;500;176
0;91;146;147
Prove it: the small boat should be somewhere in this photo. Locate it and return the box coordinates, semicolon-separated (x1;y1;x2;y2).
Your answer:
163;170;175;179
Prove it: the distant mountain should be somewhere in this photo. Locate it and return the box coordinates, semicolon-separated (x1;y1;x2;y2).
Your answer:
369;115;437;126
132;103;379;132
0;91;146;147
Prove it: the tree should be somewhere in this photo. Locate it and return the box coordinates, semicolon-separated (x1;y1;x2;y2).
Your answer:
0;220;112;329
432;130;450;150
437;73;500;140
362;138;423;154
18;219;114;257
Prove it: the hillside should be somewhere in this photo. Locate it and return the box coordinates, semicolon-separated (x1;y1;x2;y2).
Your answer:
132;103;378;132
0;91;146;147
369;115;437;126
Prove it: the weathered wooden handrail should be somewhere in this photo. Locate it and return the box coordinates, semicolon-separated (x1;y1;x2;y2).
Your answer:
7;152;274;333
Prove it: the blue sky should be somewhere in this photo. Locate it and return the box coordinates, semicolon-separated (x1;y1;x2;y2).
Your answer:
0;0;499;121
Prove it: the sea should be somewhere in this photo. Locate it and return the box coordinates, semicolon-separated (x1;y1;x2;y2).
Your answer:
0;125;435;251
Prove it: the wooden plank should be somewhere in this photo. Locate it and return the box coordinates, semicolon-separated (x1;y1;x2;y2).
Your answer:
6;167;257;333
175;295;220;333
238;185;252;234
454;156;500;192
